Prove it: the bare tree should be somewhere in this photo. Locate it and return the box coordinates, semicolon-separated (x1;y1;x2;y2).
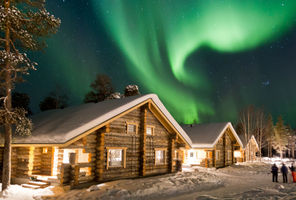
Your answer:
272;116;289;158
254;108;266;160
286;125;295;158
239;105;256;144
265;114;274;157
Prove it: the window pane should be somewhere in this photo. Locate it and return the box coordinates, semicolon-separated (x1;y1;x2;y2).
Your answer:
127;124;136;133
156;150;165;164
78;149;89;163
109;149;123;167
146;127;152;135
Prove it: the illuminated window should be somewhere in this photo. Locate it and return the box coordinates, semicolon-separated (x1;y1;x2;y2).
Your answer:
146;126;154;135
80;167;91;176
42;147;48;154
127;123;137;134
63;149;89;164
107;147;127;169
155;149;166;165
215;150;220;160
175;150;178;160
78;149;90;163
190;152;194;158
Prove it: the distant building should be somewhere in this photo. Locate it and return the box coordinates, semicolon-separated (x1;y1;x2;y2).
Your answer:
182;122;243;168
238;135;259;162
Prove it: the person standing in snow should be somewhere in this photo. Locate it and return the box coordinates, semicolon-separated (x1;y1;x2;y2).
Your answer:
289;163;296;183
281;163;288;183
271;164;278;182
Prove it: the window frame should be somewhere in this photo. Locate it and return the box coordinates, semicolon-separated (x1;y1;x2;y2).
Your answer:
146;125;155;136
126;122;138;134
155;148;167;165
106;147;127;169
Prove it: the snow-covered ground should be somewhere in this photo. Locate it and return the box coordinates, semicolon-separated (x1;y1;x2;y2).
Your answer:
0;184;54;200
1;157;296;200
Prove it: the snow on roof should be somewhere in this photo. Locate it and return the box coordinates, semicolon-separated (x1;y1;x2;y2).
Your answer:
10;94;192;146
183;122;243;148
238;134;259;150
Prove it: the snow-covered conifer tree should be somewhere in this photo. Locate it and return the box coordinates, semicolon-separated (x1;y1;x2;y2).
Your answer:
0;0;60;190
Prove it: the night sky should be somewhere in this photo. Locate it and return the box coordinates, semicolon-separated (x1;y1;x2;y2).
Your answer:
16;0;296;127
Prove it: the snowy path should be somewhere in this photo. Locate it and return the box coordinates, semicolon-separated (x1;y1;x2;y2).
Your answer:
172;162;296;200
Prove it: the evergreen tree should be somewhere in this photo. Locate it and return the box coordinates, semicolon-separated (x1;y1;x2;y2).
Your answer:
39;90;68;111
0;0;60;190
124;85;140;97
84;74;114;103
12;92;32;115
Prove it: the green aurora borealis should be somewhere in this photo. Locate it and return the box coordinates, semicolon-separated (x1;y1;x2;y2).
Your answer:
93;0;296;123
17;0;296;126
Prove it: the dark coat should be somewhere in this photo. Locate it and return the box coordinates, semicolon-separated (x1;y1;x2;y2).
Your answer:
289;165;295;172
271;165;278;174
281;165;288;174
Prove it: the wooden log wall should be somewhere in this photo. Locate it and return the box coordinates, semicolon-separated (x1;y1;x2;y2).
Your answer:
96;129;105;181
41;147;53;175
101;104;179;181
245;139;257;161
214;129;236;168
145;109;171;175
60;132;97;183
0;148;3;180
32;147;42;175
140;106;147;176
11;147;31;178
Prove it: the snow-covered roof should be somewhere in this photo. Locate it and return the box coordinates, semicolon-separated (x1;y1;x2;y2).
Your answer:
239;134;259;150
9;94;192;146
183;122;243;148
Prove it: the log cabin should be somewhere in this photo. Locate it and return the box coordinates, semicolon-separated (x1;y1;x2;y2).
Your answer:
0;94;192;187
182;122;243;168
237;135;259;162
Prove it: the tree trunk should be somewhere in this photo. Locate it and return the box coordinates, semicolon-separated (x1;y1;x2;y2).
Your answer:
2;0;12;191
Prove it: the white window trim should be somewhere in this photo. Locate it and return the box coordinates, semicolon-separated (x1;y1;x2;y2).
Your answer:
106;147;127;169
155;148;167;165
